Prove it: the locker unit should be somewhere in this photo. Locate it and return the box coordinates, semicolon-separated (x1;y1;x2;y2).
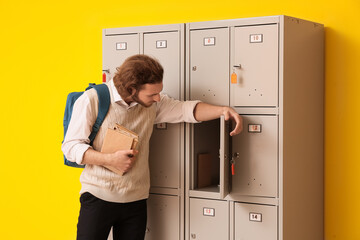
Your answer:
103;24;185;240
185;16;324;240
189;198;229;240
231;24;279;107
103;33;139;81
231;115;278;198
102;15;324;240
189;28;229;106
145;194;180;240
234;202;277;240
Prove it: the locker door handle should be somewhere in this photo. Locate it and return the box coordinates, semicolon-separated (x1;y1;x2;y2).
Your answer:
233;64;242;69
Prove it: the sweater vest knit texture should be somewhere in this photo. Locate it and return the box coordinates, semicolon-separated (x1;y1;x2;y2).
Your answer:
79;83;156;203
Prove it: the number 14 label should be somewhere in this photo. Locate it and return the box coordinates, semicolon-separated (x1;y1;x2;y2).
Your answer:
249;212;262;222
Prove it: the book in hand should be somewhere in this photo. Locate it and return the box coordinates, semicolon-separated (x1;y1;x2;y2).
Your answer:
100;123;139;175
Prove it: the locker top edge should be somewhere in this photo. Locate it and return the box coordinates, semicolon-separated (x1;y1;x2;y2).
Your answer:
104;23;185;36
186;15;323;30
187;15;281;30
281;15;324;28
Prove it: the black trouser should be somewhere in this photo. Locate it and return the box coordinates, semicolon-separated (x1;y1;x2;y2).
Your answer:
77;192;147;240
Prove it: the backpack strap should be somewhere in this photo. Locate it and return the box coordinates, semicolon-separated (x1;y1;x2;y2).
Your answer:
86;84;111;145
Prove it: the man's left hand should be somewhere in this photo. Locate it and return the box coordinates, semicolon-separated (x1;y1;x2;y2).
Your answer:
222;107;243;136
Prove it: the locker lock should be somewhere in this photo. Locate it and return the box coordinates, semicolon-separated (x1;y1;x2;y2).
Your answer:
191;233;196;239
192;66;197;71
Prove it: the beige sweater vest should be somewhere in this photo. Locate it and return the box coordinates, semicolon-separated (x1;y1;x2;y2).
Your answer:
79;84;156;203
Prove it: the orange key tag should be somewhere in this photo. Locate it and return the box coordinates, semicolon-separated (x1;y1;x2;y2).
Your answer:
231;72;237;84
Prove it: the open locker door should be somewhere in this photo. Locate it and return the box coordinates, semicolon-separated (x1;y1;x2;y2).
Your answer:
220;115;230;199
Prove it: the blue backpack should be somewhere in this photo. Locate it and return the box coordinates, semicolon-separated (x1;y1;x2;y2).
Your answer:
62;84;111;168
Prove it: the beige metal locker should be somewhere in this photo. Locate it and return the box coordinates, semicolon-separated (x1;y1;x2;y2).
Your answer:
192;119;220;191
103;15;324;240
149;123;181;188
234;202;277;240
230;115;278;198
186;16;324;240
189;198;229;240
103;25;185;192
144;30;183;189
189;28;229;106
145;194;180;240
103;34;140;81
144;31;181;99
103;24;185;240
231;24;279;107
188;116;229;200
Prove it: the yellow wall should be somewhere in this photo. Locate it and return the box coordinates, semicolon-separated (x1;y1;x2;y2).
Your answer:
0;0;359;239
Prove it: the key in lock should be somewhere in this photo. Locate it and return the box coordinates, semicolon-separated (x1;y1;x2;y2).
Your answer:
231;152;240;175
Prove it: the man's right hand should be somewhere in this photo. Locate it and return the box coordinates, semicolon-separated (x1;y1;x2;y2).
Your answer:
82;148;138;174
109;149;138;173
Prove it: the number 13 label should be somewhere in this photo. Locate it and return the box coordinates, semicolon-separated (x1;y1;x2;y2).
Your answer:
203;208;215;217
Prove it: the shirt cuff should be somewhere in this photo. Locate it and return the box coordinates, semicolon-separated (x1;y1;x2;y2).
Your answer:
75;144;92;165
186;100;202;123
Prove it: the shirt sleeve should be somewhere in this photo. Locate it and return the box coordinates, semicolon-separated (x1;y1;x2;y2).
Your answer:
61;91;96;165
155;94;201;124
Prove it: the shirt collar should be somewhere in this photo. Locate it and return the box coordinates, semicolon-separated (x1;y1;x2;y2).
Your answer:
110;79;138;109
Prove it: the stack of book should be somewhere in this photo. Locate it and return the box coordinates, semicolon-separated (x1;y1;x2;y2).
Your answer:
101;123;139;175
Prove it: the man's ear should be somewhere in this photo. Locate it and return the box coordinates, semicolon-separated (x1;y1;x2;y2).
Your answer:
128;87;136;97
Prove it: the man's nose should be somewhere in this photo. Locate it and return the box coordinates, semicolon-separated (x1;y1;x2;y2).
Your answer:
153;94;160;102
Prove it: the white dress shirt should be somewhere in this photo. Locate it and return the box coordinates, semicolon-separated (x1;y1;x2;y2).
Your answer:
62;79;200;165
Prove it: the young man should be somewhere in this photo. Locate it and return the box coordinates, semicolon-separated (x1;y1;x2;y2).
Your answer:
62;54;243;240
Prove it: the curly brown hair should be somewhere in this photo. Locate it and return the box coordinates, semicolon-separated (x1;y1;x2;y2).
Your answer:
113;54;164;99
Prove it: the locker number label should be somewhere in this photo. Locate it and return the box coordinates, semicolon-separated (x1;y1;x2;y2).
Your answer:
156;40;167;48
248;124;262;133
156;123;167;130
249;212;262;222
250;34;263;43
116;42;127;50
204;37;215;46
203;207;215;217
